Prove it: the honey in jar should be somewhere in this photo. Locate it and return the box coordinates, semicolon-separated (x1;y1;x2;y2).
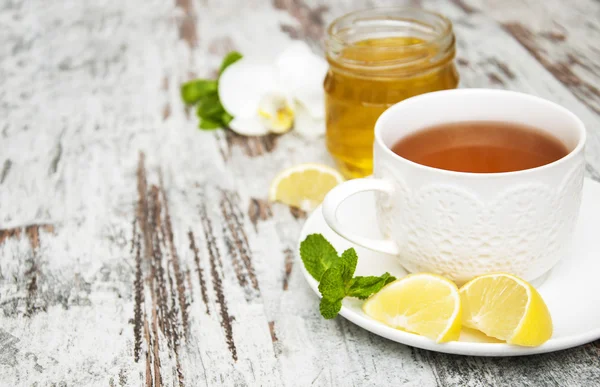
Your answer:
324;8;459;178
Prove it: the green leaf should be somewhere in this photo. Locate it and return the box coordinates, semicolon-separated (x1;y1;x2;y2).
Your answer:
221;111;234;126
199;118;222;130
317;249;358;319
318;265;345;302
347;273;396;300
181;79;218;105
219;51;243;75
196;93;226;121
339;248;358;284
300;234;396;320
319;297;342;320
299;234;339;281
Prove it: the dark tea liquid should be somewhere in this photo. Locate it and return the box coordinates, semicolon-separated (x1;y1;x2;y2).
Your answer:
391;121;569;173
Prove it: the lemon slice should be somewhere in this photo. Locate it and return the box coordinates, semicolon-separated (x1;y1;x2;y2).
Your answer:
363;273;462;342
459;273;552;346
269;163;344;211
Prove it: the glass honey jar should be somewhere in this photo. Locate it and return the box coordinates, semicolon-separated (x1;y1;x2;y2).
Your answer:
324;8;459;178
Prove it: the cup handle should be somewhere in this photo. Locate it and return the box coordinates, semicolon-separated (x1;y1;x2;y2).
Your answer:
322;178;400;256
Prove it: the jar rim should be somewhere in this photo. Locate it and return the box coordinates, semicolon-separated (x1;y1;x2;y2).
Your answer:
326;7;453;52
325;7;456;76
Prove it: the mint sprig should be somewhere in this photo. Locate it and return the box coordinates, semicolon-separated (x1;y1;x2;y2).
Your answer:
180;51;242;130
299;234;338;280
300;234;396;319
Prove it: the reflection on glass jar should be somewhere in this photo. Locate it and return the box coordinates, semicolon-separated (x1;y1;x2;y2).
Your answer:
324;8;459;178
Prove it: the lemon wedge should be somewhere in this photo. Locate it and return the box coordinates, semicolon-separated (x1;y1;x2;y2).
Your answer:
459;273;552;346
268;163;344;211
363;273;462;342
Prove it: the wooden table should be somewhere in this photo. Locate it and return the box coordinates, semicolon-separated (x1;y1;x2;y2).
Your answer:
2;0;600;385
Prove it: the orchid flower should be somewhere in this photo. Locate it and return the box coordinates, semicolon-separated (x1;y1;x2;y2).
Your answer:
218;41;328;137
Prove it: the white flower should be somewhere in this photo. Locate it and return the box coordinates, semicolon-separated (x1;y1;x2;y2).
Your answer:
257;92;295;134
218;41;328;137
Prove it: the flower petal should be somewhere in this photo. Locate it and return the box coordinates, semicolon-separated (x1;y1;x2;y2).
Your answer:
275;41;328;119
218;58;278;118
229;116;270;136
294;102;325;138
258;92;295;134
295;92;325;120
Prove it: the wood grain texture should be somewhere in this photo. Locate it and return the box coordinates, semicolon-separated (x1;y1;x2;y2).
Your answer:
464;0;600;115
1;0;600;386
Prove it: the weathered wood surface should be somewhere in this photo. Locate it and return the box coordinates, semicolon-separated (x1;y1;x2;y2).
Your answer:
1;0;600;385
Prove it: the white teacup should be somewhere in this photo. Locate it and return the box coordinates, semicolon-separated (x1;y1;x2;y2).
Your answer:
322;89;586;284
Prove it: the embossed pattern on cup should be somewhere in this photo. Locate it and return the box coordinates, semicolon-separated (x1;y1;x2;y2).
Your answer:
374;150;585;283
322;89;587;284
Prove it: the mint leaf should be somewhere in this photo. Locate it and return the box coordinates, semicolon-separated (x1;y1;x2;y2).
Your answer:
199;118;222;130
181;79;218;105
319;297;342;320
300;234;396;320
317;249;358;319
318;264;345;302
300;234;339;281
219;51;243;75
347;273;396;300
339;248;358;284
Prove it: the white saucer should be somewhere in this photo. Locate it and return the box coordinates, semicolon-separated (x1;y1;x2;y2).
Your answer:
298;177;600;356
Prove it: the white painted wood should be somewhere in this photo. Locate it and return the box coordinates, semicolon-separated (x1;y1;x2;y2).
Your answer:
1;0;600;386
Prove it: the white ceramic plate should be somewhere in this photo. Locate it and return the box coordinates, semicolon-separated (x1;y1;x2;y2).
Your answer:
298;177;600;356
